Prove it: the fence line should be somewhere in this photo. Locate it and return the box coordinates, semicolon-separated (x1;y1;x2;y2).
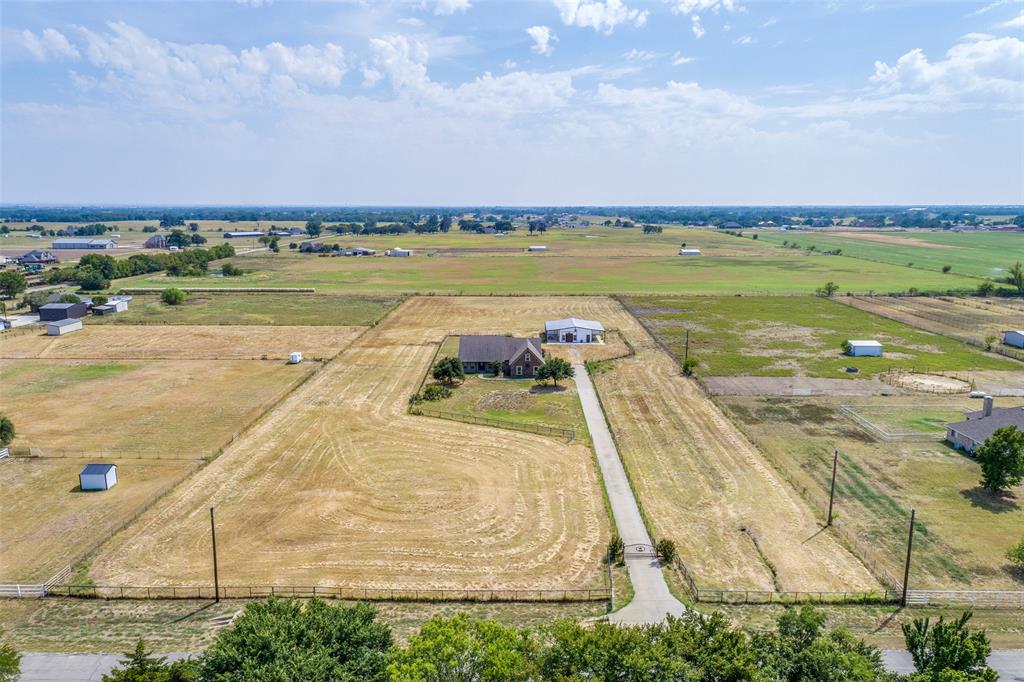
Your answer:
412;407;574;441
905;590;1024;608
838;405;947;442
118;287;317;294
0;565;71;599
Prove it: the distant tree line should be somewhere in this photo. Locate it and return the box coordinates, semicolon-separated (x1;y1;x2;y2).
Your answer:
41;244;235;290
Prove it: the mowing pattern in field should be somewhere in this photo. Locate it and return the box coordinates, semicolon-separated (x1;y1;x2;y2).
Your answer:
90;298;610;591
0;325;362;360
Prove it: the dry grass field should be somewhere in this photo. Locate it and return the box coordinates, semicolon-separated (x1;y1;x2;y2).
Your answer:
89;297;612;591
0;325;362;360
0;458;197;581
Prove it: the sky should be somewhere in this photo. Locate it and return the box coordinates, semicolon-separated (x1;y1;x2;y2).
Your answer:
1;0;1022;206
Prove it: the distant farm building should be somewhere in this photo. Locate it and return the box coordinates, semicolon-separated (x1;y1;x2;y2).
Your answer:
17;250;57;265
387;248;413;257
526;245;547;252
679;248;702;256
144;234;168;249
52;238;117;250
39;302;89;322
223;231;264;238
79;463;117;491
93;299;129;315
545;318;604;344
1003;330;1024;349
47;319;83;336
845;340;882;357
946;397;1024;455
719;221;742;230
342;247;376;257
269;227;305;237
459;335;544;377
288;352;303;364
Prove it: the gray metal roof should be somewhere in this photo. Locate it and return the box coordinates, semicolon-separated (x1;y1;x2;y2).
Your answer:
545;318;605;332
458;335;542;364
947;407;1024;444
41;303;77;310
80;463;116;475
48;318;82;327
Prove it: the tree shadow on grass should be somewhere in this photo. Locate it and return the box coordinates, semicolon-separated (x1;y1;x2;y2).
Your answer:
960;486;1019;514
1002;563;1024;585
530;384;568;394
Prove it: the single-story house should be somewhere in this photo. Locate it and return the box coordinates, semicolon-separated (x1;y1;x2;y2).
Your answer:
526;245;547;252
17;250;57;264
269;228;305;237
39;302;89;321
144;234;168;249
1003;330;1024;349
342;247;376;257
387;248;412;257
719;221;742;230
545;318;604;344
52;238;117;250
946;397;1024;455
47;318;83;336
223;231;264;238
679;248;702;256
845;340;883;357
80;463;117;491
458;335;544;377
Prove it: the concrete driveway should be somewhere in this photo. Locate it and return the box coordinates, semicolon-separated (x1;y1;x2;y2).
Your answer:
572;362;685;625
19;653;192;681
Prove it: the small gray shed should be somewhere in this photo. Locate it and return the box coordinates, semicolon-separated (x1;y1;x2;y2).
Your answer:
80;463;117;491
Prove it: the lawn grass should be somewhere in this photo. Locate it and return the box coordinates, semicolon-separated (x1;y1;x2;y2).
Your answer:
755;230;1021;279
623;295;1016;379
91;293;401;326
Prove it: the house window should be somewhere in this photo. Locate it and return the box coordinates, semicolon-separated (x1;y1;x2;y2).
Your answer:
515;365;523;376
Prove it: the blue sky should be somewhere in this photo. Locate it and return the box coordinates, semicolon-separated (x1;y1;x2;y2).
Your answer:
1;0;1022;205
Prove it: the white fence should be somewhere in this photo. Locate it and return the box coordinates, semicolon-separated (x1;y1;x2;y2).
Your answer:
905;590;1024;608
0;447;9;462
0;565;70;599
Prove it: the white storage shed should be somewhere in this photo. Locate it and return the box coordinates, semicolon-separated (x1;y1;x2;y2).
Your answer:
80;463;117;491
679;248;702;256
288;352;303;364
1003;330;1024;349
388;248;412;257
846;340;883;357
527;245;547;252
47;319;83;336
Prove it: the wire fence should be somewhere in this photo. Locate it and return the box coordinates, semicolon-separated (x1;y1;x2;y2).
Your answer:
838;405;948;442
412;407;575;441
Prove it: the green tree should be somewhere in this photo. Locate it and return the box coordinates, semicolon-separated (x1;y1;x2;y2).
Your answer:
201;598;391;682
489;359;502;376
0;271;27;299
817;281;840;297
431;356;465;386
976;282;995;297
607;534;624;565
166;230;192;249
975;426;1024;493
92;295;109;306
535;357;574;387
306;220;324;237
102;640;197;682
942;265;952;273
387;615;538;682
0;628;20;682
161;288;187;306
656;538;677;562
902;611;996;681
1006;536;1024;570
77;268;110;291
58;293;82;303
1007;261;1024;296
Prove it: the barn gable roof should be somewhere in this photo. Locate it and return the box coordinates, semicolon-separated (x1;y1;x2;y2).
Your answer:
80;463;116;475
545;318;605;332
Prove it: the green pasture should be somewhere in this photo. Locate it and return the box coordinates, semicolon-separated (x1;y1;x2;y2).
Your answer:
0;361;135;397
755;230;1021;279
91;293;400;326
623;295;1017;378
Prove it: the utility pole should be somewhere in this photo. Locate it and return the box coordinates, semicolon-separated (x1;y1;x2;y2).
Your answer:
210;507;220;603
901;508;916;607
683;330;690;370
827;449;839;526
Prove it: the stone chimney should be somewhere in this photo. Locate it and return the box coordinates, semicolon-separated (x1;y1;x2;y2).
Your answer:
983;396;993;418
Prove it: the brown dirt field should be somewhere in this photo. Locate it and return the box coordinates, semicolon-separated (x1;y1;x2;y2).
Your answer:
0;458;197;581
831;232;958;249
0;325;363;360
89;298;611;590
0;359;316;459
885;372;970;393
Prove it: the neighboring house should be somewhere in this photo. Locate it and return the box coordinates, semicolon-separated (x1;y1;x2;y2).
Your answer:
39;302;89;321
269;228;305;236
544;318;605;343
144;234;168;249
946;397;1024;455
387;248;412;257
52;238;117;249
47;318;83;336
17;250;57;264
342;247;376;256
845;340;882;357
458;335;544;377
79;463;117;491
679;248;702;256
1003;330;1024;349
223;231;264;238
719;221;742;230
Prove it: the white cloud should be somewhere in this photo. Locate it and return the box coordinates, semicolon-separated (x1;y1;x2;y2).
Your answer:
963;32;995;41
672;51;694;65
691;15;705;39
734;35;752;45
361;66;383;87
503;59;518;69
552;0;648;34
669;0;738;13
969;0;1014;16
435;0;471;15
998;10;1024;28
397;18;425;27
761;17;777;28
21;28;80;61
722;23;731;32
624;48;656;61
527;26;556;56
236;0;272;6
597;80;759;118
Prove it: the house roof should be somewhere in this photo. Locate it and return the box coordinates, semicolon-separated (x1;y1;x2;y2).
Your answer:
1004;330;1024;335
53;238;115;245
41;303;80;311
47;318;82;328
459;335;542;364
847;340;882;347
545;318;605;332
80;463;116;475
947;407;1024;445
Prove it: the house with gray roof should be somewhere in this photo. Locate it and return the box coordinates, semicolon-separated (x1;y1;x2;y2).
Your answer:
544;318;605;343
458;335;544;377
946;397;1024;454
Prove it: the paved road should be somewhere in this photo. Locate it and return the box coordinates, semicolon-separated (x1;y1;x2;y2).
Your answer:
882;650;1024;680
572;362;685;625
19;652;191;681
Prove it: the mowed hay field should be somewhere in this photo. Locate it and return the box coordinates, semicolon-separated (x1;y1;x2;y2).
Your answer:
90;297;612;591
0;325;363;360
0;458;197;582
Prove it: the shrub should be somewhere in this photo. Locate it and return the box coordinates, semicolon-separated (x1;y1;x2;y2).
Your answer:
91;295;108;306
841;340;853;355
1007;537;1024;570
161;287;187;306
422;383;451;401
221;263;245;277
76;268;110;291
58;293;82;303
682;357;698;376
656;538;677;563
942;264;952;273
0;414;14;447
607;534;624;565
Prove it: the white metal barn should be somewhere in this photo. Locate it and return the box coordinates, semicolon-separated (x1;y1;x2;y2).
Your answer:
846;340;883;357
387;248;412;257
46;319;83;336
527;245;547;252
679;248;702;256
288;352;303;364
1003;330;1024;349
544;318;605;343
80;463;117;491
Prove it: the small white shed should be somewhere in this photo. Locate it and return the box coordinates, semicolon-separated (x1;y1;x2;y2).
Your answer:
1003;330;1024;349
47;319;83;336
527;245;547;252
846;340;883;357
80;463;117;491
679;248;702;256
288;351;303;364
388;248;412;257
